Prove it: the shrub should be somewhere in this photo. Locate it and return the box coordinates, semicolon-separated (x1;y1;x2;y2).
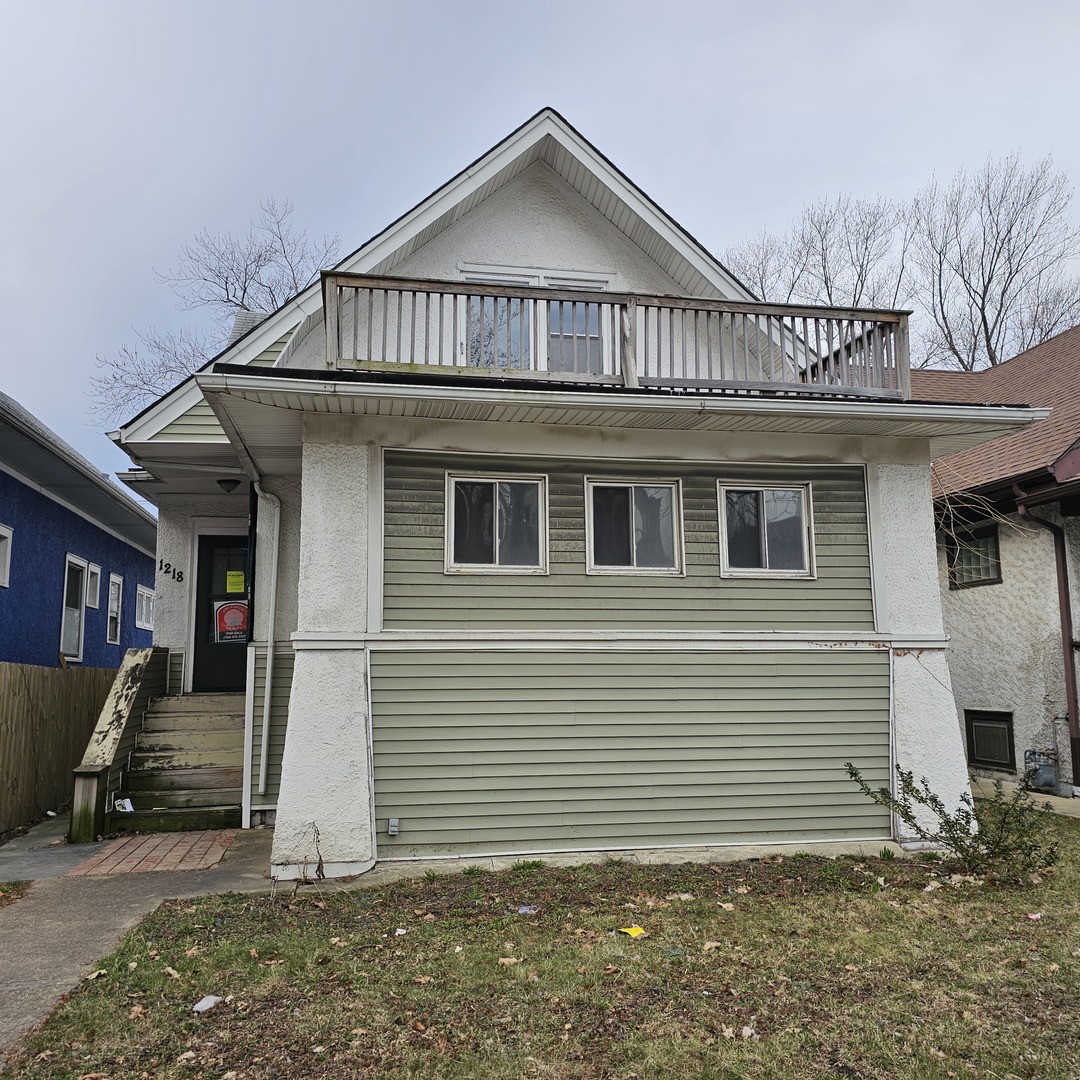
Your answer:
845;763;1059;881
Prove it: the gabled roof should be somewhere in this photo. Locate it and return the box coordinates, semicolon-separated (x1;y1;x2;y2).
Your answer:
116;108;754;447
911;325;1080;497
0;392;156;554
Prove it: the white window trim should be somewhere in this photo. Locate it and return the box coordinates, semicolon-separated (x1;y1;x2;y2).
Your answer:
0;523;11;588
135;584;155;631
107;573;123;645
717;481;816;579
444;472;549;575
85;564;101;608
584;477;685;576
61;554;88;662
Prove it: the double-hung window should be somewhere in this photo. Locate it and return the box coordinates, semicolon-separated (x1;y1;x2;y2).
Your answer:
135;585;155;631
107;573;123;645
60;554;88;661
446;474;547;573
719;483;813;577
586;479;682;574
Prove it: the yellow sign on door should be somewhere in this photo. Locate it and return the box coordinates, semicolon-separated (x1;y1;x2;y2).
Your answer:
226;571;245;593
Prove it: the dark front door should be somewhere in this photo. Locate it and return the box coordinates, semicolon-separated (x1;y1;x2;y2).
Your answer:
192;534;249;692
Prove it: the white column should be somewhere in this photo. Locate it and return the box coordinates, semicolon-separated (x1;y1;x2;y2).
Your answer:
870;461;971;841
271;416;375;879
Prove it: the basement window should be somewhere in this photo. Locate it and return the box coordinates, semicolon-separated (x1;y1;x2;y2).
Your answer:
948;526;1001;589
446;474;547;573
964;710;1015;772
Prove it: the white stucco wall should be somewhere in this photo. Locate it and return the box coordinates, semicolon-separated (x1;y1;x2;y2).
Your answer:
271;417;374;878
393;163;687;296
939;511;1073;787
871;462;972;837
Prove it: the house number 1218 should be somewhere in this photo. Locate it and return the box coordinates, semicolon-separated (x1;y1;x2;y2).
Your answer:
158;559;184;582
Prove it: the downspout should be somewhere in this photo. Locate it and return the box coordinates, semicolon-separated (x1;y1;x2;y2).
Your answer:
1015;490;1080;787
253;481;281;796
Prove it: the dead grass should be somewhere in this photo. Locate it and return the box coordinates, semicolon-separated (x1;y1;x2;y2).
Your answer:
5;820;1080;1079
0;881;27;910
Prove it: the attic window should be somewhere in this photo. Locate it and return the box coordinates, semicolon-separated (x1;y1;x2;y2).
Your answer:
947;526;1001;589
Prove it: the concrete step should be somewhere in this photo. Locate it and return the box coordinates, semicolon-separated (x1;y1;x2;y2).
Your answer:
136;729;242;753
129;748;243;771
142;711;244;733
115;788;243;810
147;693;246;715
124;766;244;793
108;805;242;833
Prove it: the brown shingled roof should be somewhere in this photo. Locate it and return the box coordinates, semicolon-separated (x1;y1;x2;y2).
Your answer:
911;324;1080;497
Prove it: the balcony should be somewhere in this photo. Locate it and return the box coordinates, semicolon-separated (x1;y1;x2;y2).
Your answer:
322;274;911;401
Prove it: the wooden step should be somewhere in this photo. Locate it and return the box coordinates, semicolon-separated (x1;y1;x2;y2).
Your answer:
147;693;245;714
123;765;243;793
129;748;243;771
142;711;244;733
136;729;242;753
108;805;242;834
116;787;243;810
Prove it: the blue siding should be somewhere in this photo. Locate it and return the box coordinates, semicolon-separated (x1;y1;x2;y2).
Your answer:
0;470;155;667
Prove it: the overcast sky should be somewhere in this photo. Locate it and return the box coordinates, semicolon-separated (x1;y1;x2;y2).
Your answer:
2;0;1079;483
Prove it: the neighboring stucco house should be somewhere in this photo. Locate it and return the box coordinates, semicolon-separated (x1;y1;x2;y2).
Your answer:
913;326;1080;796
110;109;1039;878
0;392;156;667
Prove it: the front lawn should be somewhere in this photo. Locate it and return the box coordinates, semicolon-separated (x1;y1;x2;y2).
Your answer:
6;820;1080;1079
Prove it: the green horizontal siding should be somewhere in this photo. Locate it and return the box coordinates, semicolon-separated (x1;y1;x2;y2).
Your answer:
382;454;874;631
371;649;891;857
248;647;293;806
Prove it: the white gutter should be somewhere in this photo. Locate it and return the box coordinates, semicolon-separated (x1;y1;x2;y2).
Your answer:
197;370;1049;431
253;481;281;796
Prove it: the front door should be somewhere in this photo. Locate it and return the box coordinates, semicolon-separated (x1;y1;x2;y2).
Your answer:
192;534;249;692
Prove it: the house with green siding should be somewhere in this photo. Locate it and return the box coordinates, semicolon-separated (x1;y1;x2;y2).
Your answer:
105;110;1041;878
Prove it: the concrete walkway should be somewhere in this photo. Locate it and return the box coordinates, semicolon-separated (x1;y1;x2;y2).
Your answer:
0;820;273;1065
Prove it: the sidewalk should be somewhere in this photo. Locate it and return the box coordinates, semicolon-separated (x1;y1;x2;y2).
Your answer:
0;818;273;1064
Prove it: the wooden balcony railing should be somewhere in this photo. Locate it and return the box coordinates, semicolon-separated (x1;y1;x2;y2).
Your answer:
323;273;911;400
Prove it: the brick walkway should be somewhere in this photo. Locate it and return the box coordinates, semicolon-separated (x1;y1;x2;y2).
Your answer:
66;831;239;876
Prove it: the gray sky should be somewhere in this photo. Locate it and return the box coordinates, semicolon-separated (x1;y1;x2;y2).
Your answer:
3;0;1079;481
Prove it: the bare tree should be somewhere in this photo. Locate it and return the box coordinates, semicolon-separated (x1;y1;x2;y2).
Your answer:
724;195;910;311
911;154;1080;369
92;198;340;423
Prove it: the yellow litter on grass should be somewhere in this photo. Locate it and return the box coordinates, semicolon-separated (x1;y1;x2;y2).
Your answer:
618;926;647;938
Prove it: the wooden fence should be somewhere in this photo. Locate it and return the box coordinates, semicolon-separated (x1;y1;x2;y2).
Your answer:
0;662;116;833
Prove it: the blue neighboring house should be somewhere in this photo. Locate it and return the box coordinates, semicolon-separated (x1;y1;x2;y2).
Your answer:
0;392;156;668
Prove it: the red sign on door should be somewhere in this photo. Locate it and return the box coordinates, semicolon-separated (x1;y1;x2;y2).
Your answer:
213;600;248;643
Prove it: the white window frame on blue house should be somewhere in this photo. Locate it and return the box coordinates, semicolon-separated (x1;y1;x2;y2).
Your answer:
60;554;88;662
135;584;155;631
0;523;12;588
107;573;123;645
85;563;101;609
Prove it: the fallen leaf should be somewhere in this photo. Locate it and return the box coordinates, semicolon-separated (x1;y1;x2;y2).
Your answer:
617;926;647;938
84;969;107;981
721;1025;736;1039
164;966;181;980
719;903;735;911
411;1019;426;1032
703;941;723;952
414;975;433;984
249;947;258;958
127;961;138;971
498;957;523;965
128;1004;146;1020
664;893;695;901
177;1050;196;1062
602;964;619;974
1049;963;1060;973
734;885;751;894
1027;913;1043;921
394;928;408;937
741;1025;759;1041
844;963;858;971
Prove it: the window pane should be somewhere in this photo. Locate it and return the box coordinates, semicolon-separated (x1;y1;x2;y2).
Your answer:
548;300;602;374
633;486;676;568
763;489;805;570
972;720;1011;765
453;481;494;563
497;482;539;566
725;490;762;568
62;563;84;656
952;531;999;586
593;486;632;566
